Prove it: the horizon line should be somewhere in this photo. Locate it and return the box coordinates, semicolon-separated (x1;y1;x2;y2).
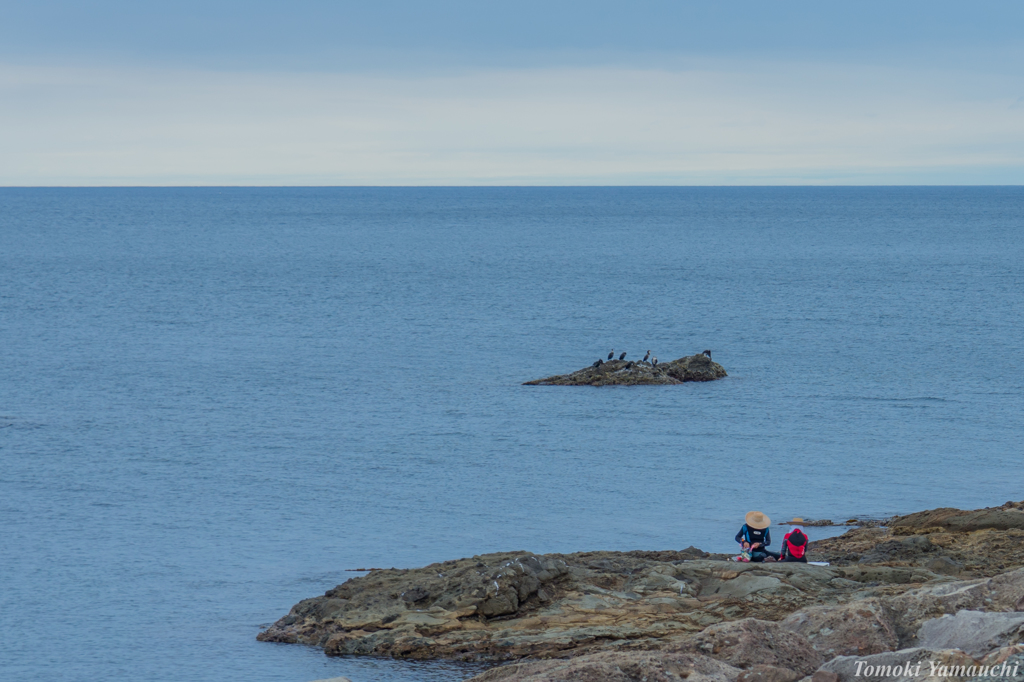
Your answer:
3;184;1023;189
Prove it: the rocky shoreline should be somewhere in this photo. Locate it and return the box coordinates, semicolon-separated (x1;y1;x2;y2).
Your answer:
261;500;1024;681
524;353;727;386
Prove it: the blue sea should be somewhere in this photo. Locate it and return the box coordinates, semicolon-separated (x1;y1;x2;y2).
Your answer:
1;187;1022;682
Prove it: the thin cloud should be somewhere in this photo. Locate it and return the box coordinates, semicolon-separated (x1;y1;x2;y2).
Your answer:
1;60;1023;185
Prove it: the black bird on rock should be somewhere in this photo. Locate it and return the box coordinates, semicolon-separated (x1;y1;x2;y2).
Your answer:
703;350;712;360
593;359;603;367
652;357;658;367
607;349;615;360
618;351;627;360
642;350;650;363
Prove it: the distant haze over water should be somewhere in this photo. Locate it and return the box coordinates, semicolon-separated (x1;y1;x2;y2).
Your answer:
1;187;1022;681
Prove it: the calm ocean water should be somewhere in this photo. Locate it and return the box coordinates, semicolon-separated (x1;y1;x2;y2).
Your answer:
1;187;1022;682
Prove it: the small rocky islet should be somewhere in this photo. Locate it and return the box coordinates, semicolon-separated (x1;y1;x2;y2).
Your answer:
261;500;1024;682
524;352;727;386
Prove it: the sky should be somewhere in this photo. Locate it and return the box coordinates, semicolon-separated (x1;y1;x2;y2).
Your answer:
1;1;1023;185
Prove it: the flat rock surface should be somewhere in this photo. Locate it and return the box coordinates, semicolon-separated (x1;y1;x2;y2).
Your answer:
523;353;727;386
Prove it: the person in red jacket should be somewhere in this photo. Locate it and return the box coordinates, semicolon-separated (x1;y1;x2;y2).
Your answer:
780;526;809;562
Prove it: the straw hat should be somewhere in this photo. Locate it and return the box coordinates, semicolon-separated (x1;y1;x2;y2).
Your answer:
745;511;771;529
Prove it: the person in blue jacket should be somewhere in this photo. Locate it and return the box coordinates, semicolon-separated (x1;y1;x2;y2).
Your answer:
735;511;779;562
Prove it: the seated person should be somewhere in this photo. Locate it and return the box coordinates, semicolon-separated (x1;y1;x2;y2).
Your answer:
735;511;779;562
780;526;809;562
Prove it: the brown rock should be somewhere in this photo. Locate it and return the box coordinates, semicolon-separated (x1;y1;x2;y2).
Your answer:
808;506;1024;578
891;509;1024;533
981;644;1024;666
889;508;973;532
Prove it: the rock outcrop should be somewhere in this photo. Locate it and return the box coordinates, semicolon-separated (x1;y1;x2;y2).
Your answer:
809;500;1024;578
260;500;1024;682
524;354;727;386
890;507;1024;534
258;551;962;662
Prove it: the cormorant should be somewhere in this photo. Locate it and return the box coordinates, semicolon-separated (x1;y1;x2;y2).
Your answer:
626;361;634;369
592;359;603;367
618;351;627;360
703;350;712;359
607;349;614;360
652;357;658;367
642;350;650;363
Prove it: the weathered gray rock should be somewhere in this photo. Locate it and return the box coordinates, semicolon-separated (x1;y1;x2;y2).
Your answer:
926;556;966;576
782;598;899;657
687;619;824;676
888;568;1024;646
917;610;1024;657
